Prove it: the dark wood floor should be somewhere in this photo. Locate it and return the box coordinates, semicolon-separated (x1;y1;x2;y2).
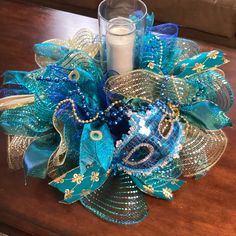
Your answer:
13;0;98;17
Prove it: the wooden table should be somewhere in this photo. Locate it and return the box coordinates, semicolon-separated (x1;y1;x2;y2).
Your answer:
0;1;235;235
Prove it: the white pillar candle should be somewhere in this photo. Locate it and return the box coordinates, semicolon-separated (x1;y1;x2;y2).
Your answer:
106;17;135;74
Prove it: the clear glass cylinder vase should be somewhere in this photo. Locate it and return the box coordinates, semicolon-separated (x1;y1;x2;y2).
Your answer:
98;0;147;74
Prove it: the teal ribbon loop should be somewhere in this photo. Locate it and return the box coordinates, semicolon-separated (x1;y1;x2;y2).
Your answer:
23;133;59;179
132;172;184;201
34;43;69;62
3;70;28;86
180;101;232;130
173;50;227;78
80;123;114;174
49;164;109;204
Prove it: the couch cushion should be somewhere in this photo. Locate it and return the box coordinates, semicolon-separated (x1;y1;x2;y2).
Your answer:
146;0;236;38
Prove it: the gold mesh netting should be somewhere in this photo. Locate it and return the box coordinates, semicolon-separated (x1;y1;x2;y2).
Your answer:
7;135;34;170
178;125;227;177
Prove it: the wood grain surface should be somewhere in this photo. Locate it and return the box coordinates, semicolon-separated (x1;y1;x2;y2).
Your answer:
0;1;235;236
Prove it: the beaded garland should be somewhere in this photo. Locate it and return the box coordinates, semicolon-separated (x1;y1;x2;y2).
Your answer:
0;18;234;225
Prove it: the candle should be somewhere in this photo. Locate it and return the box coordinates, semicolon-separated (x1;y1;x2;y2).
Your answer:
106;17;136;74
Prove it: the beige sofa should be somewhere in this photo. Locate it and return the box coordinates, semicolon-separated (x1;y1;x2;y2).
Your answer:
27;0;236;47
146;0;236;47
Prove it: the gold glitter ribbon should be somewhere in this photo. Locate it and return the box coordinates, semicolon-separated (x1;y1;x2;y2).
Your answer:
105;69;162;103
35;29;100;67
178;125;227;177
105;69;197;105
105;67;232;111
47;114;68;179
0;94;34;111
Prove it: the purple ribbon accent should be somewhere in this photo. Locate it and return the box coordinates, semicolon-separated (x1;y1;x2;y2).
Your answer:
0;87;30;98
149;23;179;38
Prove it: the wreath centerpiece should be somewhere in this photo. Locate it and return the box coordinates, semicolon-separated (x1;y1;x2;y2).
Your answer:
0;9;234;225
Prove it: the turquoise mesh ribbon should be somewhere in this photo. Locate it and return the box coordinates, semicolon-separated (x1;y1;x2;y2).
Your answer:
80;172;149;224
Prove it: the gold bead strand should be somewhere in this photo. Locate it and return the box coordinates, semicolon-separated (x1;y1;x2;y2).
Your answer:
53;99;123;124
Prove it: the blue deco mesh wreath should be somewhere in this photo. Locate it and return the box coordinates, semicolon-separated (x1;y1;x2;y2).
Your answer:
0;14;234;224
